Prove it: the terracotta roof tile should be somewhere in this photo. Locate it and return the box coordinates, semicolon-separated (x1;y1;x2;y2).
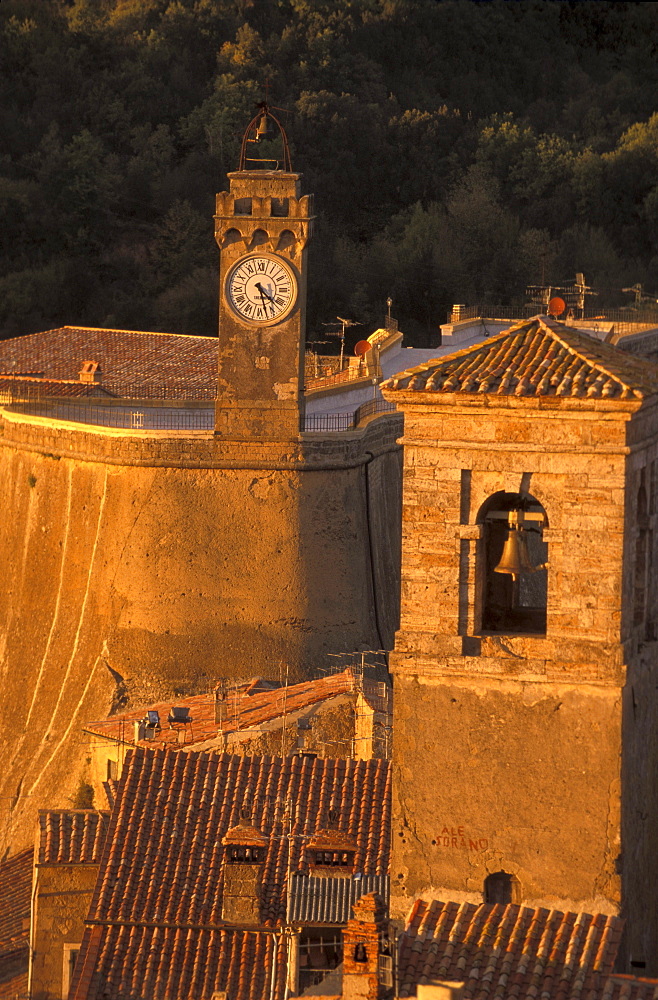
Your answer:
37;810;110;865
0;851;32;957
0;327;218;398
84;669;362;752
70;748;390;1000
382;317;658;400
398;899;625;1000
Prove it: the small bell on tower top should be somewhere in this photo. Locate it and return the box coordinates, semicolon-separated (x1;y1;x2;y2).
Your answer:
255;111;273;142
239;99;292;171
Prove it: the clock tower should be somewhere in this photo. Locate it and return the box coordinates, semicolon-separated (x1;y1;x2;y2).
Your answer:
214;108;314;439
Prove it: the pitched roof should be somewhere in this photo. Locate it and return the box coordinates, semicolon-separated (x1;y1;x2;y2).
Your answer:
83;669;372;752
70;748;390;1000
37;810;110;865
0;850;32;957
398;898;624;1000
0;327;218;398
382;316;658;400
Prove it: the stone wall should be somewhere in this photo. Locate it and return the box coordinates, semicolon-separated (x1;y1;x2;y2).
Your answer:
0;410;401;854
30;864;98;1000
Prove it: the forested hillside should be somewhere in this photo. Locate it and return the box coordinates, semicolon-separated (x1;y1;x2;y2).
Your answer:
3;0;658;345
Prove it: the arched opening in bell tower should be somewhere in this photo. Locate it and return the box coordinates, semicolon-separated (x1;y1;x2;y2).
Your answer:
478;491;548;635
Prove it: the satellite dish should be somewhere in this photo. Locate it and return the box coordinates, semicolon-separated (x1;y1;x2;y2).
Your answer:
548;296;566;317
354;340;371;358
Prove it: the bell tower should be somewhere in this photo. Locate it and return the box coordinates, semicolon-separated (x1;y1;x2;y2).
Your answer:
382;316;658;972
214;105;314;439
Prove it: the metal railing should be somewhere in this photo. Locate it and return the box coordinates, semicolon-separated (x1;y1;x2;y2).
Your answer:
302;398;397;433
4;398;215;430
304;364;379;392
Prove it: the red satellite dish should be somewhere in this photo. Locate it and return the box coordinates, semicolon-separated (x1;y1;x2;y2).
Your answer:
548;296;566;317
354;340;371;358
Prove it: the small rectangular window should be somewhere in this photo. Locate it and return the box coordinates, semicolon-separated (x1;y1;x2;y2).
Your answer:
63;944;81;998
234;198;252;216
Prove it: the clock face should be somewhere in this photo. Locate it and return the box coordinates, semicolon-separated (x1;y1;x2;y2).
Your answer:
225;254;297;325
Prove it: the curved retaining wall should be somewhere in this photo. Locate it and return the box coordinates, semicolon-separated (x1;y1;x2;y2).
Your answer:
0;410;402;852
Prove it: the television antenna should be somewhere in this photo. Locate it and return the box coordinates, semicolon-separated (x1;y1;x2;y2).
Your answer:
322;317;361;372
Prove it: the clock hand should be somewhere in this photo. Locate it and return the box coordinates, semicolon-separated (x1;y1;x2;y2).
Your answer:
255;281;275;304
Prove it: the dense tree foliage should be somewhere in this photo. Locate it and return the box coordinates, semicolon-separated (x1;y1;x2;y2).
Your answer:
3;0;658;346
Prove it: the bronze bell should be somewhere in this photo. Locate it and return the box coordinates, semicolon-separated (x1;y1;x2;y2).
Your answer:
255;113;272;142
493;526;534;581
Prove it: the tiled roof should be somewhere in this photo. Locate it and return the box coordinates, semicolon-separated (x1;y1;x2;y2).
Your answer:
382;316;658;400
103;780;118;811
288;874;389;924
0;850;32;956
70;748;390;1000
398;898;624;999
37;810;110;865
83;669;360;751
0;327;218;397
70;926;286;1000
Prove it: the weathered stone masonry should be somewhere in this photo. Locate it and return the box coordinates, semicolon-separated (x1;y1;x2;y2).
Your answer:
383;319;658;973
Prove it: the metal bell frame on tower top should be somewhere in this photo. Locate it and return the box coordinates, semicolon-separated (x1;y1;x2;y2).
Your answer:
239;101;293;172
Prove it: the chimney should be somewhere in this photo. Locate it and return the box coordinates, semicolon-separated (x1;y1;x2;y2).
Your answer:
221;815;268;926
79;361;102;384
342;893;390;1000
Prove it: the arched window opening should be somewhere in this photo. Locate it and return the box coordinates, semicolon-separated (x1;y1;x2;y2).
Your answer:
480;492;548;635
484;871;521;904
